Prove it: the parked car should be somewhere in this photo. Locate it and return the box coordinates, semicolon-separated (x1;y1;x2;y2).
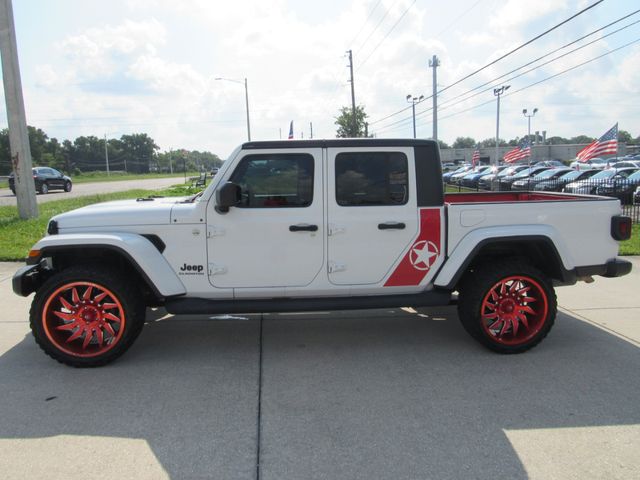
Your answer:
442;165;471;184
595;169;640;204
8;167;72;195
564;168;637;195
634;185;640;205
492;166;551;191
511;167;573;191
478;165;526;190
449;165;478;185
569;157;609;170
459;165;494;188
534;168;599;192
534;160;565;168
611;160;640;169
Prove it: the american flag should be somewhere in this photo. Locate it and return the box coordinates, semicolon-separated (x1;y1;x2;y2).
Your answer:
503;138;531;163
288;121;294;140
576;123;618;162
472;148;480;167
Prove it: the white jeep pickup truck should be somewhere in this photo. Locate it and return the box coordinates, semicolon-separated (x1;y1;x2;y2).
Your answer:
13;139;632;367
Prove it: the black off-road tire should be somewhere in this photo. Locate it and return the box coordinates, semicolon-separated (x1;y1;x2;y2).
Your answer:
30;265;146;367
457;261;557;354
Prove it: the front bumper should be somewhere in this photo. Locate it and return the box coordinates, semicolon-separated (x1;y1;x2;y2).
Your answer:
12;264;42;297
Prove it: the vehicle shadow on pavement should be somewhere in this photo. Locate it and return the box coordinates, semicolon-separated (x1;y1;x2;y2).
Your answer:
0;307;639;479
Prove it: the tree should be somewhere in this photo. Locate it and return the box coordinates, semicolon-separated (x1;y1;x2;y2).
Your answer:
437;140;449;149
335;105;369;138
569;135;593;144
119;133;159;173
452;137;476;149
618;130;632;144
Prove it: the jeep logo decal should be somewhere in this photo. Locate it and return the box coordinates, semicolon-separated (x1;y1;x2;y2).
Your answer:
179;263;204;275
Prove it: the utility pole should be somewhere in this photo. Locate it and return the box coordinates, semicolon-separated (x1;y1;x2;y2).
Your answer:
429;55;440;141
169;150;173;174
0;0;37;219
244;77;251;141
347;50;357;137
104;134;110;175
406;94;424;139
493;85;510;166
310;122;313;139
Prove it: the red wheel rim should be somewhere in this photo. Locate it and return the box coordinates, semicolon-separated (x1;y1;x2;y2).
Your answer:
480;275;549;346
42;282;126;358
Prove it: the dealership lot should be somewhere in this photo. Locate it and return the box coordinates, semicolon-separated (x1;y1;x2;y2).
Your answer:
1;259;639;479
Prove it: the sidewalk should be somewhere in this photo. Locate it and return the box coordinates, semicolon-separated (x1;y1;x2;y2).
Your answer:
0;259;638;479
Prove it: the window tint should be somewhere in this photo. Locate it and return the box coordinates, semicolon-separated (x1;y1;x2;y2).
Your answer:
335;152;408;206
230;153;314;208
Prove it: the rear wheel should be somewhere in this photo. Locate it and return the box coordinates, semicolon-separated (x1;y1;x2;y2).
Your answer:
30;266;146;367
40;182;49;194
458;261;556;354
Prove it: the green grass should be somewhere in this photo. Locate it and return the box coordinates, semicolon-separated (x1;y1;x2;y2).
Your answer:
0;185;194;261
70;171;200;184
619;223;640;256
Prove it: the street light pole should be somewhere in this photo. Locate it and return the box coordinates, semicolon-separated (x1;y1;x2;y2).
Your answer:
493;85;510;165
522;107;538;143
406;94;424;139
215;77;251;141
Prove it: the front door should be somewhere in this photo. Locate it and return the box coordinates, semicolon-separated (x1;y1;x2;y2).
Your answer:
207;149;324;290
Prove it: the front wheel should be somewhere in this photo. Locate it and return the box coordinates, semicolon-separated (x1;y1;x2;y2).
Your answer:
40;182;49;194
30;266;146;367
64;181;72;192
457;261;557;354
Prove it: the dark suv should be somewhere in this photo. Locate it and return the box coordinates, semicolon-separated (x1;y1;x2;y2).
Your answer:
8;167;72;195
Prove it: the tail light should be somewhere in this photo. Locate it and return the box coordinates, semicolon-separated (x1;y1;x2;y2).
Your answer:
611;215;632;241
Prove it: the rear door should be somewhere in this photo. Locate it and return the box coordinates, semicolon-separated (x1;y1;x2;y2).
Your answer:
327;147;419;285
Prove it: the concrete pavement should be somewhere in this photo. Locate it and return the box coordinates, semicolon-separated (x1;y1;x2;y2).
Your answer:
0;177;186;206
0;259;638;479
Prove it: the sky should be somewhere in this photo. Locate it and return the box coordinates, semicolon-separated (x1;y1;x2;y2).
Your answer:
1;0;639;158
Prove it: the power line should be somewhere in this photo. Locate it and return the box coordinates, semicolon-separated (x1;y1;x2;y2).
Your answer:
372;11;640;132
369;0;605;126
354;0;399;55
348;0;383;47
434;0;485;39
414;17;640;123
380;37;640;134
357;0;417;71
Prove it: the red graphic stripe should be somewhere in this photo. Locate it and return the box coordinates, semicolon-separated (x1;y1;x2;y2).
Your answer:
384;208;442;287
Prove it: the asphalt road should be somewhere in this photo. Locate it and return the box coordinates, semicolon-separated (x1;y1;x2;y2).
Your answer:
0;259;639;479
0;177;185;206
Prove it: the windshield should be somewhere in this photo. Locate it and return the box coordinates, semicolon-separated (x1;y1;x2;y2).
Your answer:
513;168;542;178
534;169;566;179
559;170;585;181
498;166;523;177
626;170;640;181
591;169;617;180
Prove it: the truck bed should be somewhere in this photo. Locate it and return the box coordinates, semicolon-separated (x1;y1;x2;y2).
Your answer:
445;191;600;204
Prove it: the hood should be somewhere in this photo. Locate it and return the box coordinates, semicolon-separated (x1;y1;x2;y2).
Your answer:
52;196;190;230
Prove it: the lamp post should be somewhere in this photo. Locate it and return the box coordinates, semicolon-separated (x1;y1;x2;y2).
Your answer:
522;107;538;143
215;77;251;141
493;85;510;165
406;94;424;139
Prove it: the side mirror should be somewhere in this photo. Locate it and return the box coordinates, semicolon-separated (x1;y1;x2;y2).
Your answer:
215;182;241;213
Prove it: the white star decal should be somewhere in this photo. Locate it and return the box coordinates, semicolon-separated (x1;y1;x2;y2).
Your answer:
409;240;439;271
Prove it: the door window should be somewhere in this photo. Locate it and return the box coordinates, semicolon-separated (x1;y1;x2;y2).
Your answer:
230;153;314;208
335;152;408;206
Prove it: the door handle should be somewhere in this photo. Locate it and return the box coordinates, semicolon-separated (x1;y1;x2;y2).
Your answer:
289;224;318;232
378;222;406;230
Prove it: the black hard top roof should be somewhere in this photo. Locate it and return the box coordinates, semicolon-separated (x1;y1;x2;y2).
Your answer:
241;138;437;149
